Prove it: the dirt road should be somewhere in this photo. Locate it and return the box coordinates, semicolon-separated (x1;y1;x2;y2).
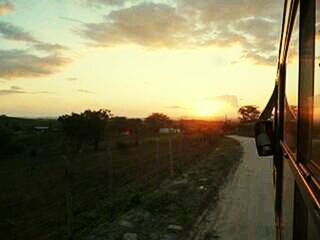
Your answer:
191;136;276;240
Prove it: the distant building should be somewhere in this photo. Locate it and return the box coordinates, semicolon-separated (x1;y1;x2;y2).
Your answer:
33;126;49;132
159;128;181;134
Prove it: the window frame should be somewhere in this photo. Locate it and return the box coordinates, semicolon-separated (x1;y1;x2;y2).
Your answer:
277;0;320;233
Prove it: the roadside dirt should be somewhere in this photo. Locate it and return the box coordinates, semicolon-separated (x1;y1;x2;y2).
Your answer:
84;137;242;240
190;136;276;240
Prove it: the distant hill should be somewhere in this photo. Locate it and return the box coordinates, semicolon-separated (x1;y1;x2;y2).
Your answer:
0;115;58;131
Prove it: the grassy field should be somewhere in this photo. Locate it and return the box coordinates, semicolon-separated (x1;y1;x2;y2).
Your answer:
0;118;226;240
82;137;242;240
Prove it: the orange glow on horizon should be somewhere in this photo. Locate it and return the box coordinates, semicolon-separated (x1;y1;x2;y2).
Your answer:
192;100;224;119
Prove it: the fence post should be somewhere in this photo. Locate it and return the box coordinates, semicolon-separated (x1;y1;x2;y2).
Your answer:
64;155;74;240
155;137;160;173
107;144;113;194
169;138;174;177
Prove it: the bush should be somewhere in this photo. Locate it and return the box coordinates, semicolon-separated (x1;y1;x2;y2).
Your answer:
116;140;133;150
0;126;23;157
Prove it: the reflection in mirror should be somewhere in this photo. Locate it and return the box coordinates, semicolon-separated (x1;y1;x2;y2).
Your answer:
254;121;274;156
313;1;320;168
284;7;299;154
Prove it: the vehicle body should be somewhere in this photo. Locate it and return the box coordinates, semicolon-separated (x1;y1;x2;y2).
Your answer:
255;0;320;239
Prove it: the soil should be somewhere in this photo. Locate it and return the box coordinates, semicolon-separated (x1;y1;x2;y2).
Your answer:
84;137;243;240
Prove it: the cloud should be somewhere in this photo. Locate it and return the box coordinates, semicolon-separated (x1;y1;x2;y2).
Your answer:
0;1;14;16
0;21;38;42
83;0;128;7
10;85;21;90
0;20;70;80
166;105;188;109
32;90;56;94
67;77;78;81
78;3;193;48
0;86;56;95
78;89;93;93
212;95;239;107
0;86;25;95
77;1;282;65
60;16;85;24
178;0;281;26
34;43;68;52
0;49;70;80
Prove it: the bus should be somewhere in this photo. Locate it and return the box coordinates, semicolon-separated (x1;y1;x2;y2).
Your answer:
254;0;320;239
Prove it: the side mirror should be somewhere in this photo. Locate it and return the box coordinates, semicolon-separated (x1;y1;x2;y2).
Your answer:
254;120;274;156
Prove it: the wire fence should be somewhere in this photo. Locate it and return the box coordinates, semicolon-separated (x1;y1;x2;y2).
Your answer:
0;132;219;240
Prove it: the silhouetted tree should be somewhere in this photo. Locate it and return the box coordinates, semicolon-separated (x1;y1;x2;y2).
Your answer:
145;113;172;134
0;125;23;157
0;125;12;156
110;116;128;134
58;109;111;151
238;105;260;123
127;118;143;135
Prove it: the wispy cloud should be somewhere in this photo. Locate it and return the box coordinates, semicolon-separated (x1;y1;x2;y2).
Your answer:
80;0;129;7
166;105;188;110
0;49;70;80
66;77;78;81
59;16;85;24
210;95;239;108
0;21;38;42
0;86;56;95
0;19;71;80
78;89;93;94
0;86;25;95
0;1;14;16
34;42;68;52
32;90;56;95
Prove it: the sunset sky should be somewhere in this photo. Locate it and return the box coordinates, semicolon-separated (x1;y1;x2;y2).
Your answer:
0;0;283;119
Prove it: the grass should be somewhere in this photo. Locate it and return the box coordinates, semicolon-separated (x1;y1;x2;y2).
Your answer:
81;137;242;240
0;127;220;240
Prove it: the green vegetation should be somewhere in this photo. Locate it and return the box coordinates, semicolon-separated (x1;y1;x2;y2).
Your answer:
0;112;237;240
238;105;261;123
58;109;112;151
83;137;242;240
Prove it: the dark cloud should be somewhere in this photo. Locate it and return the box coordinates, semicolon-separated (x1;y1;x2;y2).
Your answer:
77;1;283;65
212;95;239;107
0;1;14;16
0;49;70;80
78;89;93;93
0;21;38;42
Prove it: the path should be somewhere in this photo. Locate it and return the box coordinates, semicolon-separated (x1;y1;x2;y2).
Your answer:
191;136;276;240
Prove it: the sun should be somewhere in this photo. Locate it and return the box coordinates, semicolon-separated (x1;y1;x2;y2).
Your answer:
192;100;221;118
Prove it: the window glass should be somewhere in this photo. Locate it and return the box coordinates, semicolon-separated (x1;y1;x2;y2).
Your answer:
313;0;320;168
284;8;299;154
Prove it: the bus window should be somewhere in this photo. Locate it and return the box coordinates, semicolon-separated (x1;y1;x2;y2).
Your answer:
313;1;320;170
284;8;299;154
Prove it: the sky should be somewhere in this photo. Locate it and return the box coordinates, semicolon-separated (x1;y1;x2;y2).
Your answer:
0;0;284;119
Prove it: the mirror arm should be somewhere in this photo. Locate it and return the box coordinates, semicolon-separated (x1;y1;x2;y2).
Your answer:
259;85;277;121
